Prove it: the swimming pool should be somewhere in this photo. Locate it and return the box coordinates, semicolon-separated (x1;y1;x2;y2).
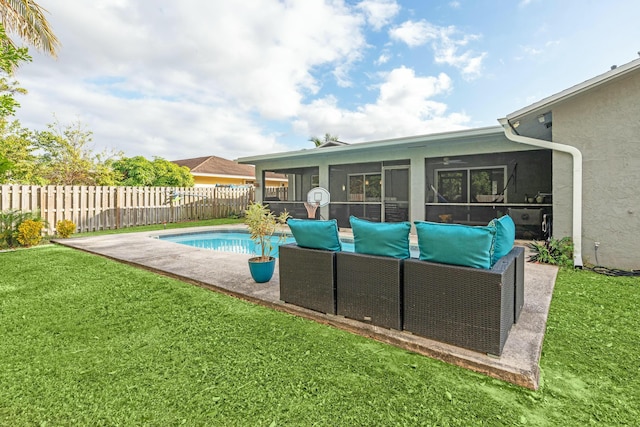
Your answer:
158;230;355;257
159;229;419;258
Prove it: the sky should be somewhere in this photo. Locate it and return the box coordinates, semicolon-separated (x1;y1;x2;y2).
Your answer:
12;0;640;162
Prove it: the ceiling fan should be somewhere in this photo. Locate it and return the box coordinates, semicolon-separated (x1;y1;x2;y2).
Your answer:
434;157;466;166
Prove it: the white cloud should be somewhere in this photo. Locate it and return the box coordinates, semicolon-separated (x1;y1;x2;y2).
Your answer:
17;0;369;159
356;0;401;30
388;20;439;47
389;20;486;79
293;66;469;142
375;52;391;65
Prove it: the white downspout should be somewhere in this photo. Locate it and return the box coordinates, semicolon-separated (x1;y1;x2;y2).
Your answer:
498;118;583;268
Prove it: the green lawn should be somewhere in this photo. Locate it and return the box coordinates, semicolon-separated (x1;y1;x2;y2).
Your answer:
1;241;639;425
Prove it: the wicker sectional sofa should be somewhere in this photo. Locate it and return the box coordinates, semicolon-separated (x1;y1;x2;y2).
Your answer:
279;216;524;356
279;243;524;356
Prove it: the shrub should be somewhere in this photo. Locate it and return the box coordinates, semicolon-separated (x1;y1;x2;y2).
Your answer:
56;219;76;238
528;237;574;268
17;219;44;247
0;209;46;248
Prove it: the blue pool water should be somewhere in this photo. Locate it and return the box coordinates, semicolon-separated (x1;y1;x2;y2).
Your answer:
158;230;356;257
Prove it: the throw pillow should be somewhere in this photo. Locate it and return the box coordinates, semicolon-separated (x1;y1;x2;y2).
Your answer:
349;216;411;259
414;221;496;269
287;218;342;251
488;214;516;265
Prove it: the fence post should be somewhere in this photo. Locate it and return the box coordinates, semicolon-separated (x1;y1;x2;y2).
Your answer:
115;187;122;229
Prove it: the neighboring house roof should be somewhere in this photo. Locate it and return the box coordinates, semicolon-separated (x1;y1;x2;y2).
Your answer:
317;140;350;148
172;156;287;181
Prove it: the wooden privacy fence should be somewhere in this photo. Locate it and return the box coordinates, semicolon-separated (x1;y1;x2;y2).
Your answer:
0;185;255;234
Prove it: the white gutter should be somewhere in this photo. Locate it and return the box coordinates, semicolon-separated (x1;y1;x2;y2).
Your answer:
498;118;583;268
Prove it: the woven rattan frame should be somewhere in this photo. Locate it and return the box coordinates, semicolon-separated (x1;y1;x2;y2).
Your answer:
403;247;519;356
501;246;525;322
279;244;337;314
336;252;403;330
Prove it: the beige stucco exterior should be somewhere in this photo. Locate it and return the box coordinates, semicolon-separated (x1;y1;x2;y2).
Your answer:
552;71;640;269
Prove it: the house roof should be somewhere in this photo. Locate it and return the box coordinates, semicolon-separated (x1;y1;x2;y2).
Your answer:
503;57;640;140
237;126;504;164
172;156;287;180
317;140;350;148
507;57;640;121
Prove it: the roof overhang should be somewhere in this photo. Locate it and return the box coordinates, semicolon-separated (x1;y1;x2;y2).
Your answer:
237;126;504;164
502;57;640;140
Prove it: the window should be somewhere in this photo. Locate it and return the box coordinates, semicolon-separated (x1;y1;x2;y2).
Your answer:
436;166;506;203
348;173;381;202
311;174;319;188
437;170;466;203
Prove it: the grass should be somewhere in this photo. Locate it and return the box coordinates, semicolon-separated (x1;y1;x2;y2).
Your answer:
1;244;639;425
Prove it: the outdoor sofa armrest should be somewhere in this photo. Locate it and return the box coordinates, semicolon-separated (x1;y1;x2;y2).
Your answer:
278;243;337;314
403;247;519;356
499;245;525;322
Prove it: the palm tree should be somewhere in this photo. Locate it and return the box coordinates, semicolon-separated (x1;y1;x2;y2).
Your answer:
0;0;59;57
309;133;339;147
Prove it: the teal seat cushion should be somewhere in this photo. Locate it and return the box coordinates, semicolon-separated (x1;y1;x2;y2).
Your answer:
349;216;411;259
414;221;496;269
489;215;516;265
287;219;342;251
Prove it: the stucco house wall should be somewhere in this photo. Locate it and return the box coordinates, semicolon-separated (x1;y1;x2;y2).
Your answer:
552;71;640;269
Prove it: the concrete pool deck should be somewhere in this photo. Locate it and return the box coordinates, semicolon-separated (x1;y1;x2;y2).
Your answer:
54;224;558;390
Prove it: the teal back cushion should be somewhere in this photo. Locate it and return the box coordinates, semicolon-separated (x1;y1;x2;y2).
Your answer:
288;219;342;252
489;215;516;265
414;221;496;269
349;216;411;259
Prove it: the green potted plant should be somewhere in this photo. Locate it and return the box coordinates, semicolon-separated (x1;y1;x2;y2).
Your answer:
244;202;290;283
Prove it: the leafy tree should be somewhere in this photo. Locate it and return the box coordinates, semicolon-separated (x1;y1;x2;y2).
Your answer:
112;156;194;187
0;152;12;177
111;156;156;186
0;119;41;183
151;157;194;187
0;0;60;58
309;133;339;147
33;117;122;185
0;23;33;183
0;25;31;118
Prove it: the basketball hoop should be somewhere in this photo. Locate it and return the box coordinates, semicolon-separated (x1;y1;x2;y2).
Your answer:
304;187;330;219
303;201;320;219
